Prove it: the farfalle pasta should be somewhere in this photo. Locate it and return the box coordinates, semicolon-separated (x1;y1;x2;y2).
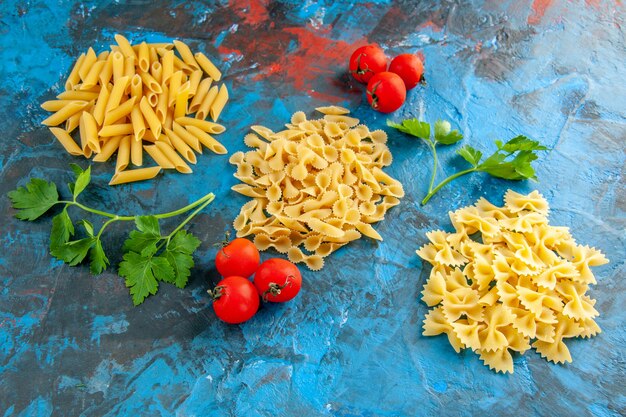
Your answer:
418;190;609;373
229;107;404;270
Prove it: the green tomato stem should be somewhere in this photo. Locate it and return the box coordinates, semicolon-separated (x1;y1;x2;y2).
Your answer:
421;168;477;205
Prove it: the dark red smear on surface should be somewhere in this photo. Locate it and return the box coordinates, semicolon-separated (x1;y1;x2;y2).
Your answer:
528;0;554;25
231;0;270;26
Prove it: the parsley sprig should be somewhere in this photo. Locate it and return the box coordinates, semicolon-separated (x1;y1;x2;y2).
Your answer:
387;119;548;204
8;164;214;305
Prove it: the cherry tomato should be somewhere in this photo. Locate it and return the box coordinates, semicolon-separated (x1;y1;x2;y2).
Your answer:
366;72;406;113
210;276;259;324
254;258;302;303
389;53;424;90
349;45;388;84
215;238;260;278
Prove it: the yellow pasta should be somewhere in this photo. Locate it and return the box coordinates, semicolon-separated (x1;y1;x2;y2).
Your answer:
194;52;222;81
109;166;161;185
209;84;228;122
41;35;229;184
418;191;609;373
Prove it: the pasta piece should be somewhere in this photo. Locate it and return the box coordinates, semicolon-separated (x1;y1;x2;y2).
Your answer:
130;104;146;142
112;51;125;81
103;96;136;126
175;117;226;134
139;96;162;138
188;77;213;113
194;52;222;81
65;53;86;90
174;81;190;119
167;70;183;107
99;123;133;137
114;34;137;59
185;125;227;154
109;166;161;185
164;127;197;163
116;136;131;171
79;112;100;153
172;122;202;153
144;144;175;169
209;84;228;122
196;85;219;120
49;127;83;156
155;142;192;174
41;101;89;126
93;135;123;162
78;47;97;81
173;40;200;70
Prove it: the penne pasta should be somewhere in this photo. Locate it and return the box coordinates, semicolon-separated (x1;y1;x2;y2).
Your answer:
65;112;81;133
130;133;143;166
112;51;125;82
172;122;202;153
144;144;175;169
164;127;196;163
161;49;174;83
56;90;99;100
99;123;134;137
41;100;79;112
99;53;114;86
156;85;169;124
139;70;162;93
42;101;89;126
150;61;162;83
145;90;158;107
196;85;218;120
78;47;97;81
185;125;227;154
79;112;101;153
210;84;228;122
139;96;162;138
130;104;146;141
187;69;203;97
92;83;111;125
114;34;138;59
49;127;84;156
130;74;142;98
148;46;159;66
123;55;136;79
103;96;136;126
106;76;130;113
173;40;200;70
168;70;183;107
138;42;150;72
155;142;192;173
164;109;174;130
109;166;161;185
65;53;86;90
175;116;225;134
93;135;123;162
174;81;190;119
188;77;212;113
80;60;106;90
194;52;222;81
115;135;131;171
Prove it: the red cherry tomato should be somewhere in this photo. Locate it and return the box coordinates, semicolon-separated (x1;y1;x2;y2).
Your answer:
349;45;388;83
215;238;260;278
389;54;424;90
210;276;259;324
366;72;406;113
254;258;302;303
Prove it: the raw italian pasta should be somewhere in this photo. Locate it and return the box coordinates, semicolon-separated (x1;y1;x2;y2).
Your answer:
40;34;229;185
230;107;404;270
418;190;609;373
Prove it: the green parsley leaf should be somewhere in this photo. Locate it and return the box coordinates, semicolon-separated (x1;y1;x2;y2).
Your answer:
496;135;549;153
119;252;174;305
51;237;96;266
73;165;91;199
387;118;431;139
475;137;546;181
164;230;201;288
79;219;94;236
434;119;463;145
457;145;483;167
123;215;162;257
8;178;59;221
89;239;109;275
50;208;74;251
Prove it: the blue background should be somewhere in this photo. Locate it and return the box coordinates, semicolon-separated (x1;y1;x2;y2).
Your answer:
1;1;624;416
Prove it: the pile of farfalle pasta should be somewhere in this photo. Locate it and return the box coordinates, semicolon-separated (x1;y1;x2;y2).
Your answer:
229;106;405;270
418;190;609;373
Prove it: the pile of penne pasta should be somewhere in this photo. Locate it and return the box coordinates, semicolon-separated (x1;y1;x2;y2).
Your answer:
41;34;229;185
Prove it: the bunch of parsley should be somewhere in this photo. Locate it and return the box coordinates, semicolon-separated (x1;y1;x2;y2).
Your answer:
8;164;214;305
387;119;548;204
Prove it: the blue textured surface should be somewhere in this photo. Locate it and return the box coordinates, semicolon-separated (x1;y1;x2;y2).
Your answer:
1;1;625;416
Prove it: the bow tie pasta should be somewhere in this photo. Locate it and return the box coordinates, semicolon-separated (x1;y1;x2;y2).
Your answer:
418;190;609;373
229;107;405;270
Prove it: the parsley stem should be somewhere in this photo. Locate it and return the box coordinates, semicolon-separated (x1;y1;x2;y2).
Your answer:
97;217;119;239
156;194;215;252
427;140;438;194
421;167;477;205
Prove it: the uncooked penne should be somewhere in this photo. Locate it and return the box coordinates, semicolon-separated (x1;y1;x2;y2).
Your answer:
172;122;202;153
104;96;136;126
194;52;222;81
156;85;169;124
93;135;123;162
41;100;78;112
99;123;134;137
186;125;227;154
109;166;161;185
112;51;125;81
174;81;190;119
80;60;106;90
130;74;142;98
175;116;225;134
56;90;99;101
187;70;203;97
92;83;111;125
49;127;84;156
106;76;130;113
155;142;192;173
80;112;100;153
139;96;161;138
42;101;89;126
65;53;86;90
161;49;174;83
138;42;150;72
65;112;81;133
168;70;183;107
139;70;162;94
123;55;136;79
196;85;218;120
188;77;212;113
99;53;114;86
116;135;131;171
173;40;200;70
210;84;228;122
130;104;146;142
78;47;97;81
144;144;175;169
114;34;138;60
164;127;196;163
130;133;143;166
151;61;162;84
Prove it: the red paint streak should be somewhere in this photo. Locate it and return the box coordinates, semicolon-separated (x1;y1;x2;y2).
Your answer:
232;0;270;26
585;0;601;7
253;62;282;81
528;0;553;25
419;20;443;32
217;45;243;59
